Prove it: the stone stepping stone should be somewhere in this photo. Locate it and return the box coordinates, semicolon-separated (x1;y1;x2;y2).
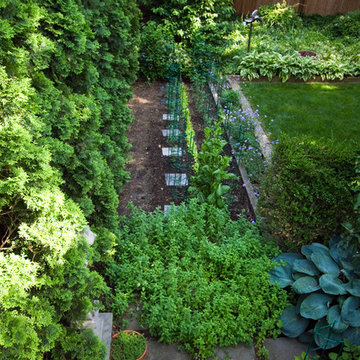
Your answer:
162;129;181;137
163;114;179;121
165;173;188;186
163;205;175;215
162;147;183;156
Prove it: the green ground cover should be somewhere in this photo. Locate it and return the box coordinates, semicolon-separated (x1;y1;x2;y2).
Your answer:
107;201;288;359
241;82;360;148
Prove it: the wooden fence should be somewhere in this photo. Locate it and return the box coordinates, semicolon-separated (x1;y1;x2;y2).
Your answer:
233;0;360;16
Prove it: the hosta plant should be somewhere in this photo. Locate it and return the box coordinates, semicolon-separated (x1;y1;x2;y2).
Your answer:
270;237;360;349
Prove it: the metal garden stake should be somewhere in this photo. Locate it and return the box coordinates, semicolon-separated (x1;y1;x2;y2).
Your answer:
243;9;261;52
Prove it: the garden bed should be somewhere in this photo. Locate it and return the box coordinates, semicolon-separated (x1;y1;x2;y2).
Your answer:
118;79;254;220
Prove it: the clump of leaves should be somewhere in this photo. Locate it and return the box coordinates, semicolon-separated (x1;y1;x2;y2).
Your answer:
107;201;288;359
189;120;237;208
111;331;146;360
258;1;302;30
270;237;360;350
330;339;360;360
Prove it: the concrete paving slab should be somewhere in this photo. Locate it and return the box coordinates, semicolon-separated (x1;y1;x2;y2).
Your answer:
162;129;181;137
215;343;256;360
265;337;310;360
93;312;113;360
163;114;179;121
165;173;188;186
162;147;183;156
146;340;191;360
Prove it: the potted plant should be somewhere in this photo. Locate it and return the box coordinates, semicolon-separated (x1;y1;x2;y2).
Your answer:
111;330;147;360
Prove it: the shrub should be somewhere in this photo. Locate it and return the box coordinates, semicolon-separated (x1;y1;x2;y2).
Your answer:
0;67;107;359
111;331;146;360
270;238;360;350
258;1;302;30
106;201;288;359
259;135;357;249
139;21;173;81
328;10;360;38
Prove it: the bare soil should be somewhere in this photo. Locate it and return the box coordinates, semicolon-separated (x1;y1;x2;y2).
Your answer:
118;79;254;220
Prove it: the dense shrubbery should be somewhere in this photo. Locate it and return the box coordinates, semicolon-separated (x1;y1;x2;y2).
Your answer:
259;136;357;249
107;201;288;359
0;0;140;358
258;1;302;29
223;5;360;80
0;67;107;359
139;21;173;81
327;10;360;38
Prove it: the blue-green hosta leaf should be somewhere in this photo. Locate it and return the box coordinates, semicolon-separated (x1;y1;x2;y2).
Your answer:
341;296;360;327
296;295;307;315
274;253;304;266
269;264;293;288
293;272;306;280
292;276;321;294
314;318;343;350
302;243;329;260
343;279;360;297
280;305;310;338
311;253;340;276
341;269;358;281
319;274;346;295
341;326;360;345
338;296;347;309
300;293;333;320
326;305;349;332
298;331;314;344
293;259;320;276
269;253;303;288
329;236;352;265
341;258;360;278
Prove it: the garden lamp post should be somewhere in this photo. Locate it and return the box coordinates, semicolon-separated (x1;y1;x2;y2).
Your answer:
243;9;260;53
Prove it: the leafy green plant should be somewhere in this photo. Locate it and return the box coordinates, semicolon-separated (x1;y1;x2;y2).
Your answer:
111;331;146;360
341;155;360;256
220;89;241;110
139;21;173;81
294;352;319;360
270;237;360;350
189;121;237;208
258;1;302;30
327;10;360;38
107;201;288;359
179;82;199;172
329;339;360;360
234;51;359;82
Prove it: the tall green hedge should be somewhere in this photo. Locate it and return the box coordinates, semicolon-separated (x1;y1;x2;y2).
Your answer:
259;136;357;249
0;0;140;358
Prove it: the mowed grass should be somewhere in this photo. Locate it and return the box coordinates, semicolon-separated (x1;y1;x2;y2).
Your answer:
241;82;360;148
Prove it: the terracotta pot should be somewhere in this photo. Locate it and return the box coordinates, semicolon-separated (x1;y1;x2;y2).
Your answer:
298;50;317;57
111;330;147;360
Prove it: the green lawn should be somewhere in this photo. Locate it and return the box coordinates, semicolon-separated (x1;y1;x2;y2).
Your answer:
241;82;360;148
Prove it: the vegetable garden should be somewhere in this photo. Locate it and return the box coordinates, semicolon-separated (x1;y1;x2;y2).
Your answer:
0;0;359;359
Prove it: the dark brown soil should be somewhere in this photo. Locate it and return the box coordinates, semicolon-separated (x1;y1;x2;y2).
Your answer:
118;79;254;220
117;80;173;215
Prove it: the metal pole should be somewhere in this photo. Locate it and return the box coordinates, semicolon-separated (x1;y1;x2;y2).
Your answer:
247;22;253;52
